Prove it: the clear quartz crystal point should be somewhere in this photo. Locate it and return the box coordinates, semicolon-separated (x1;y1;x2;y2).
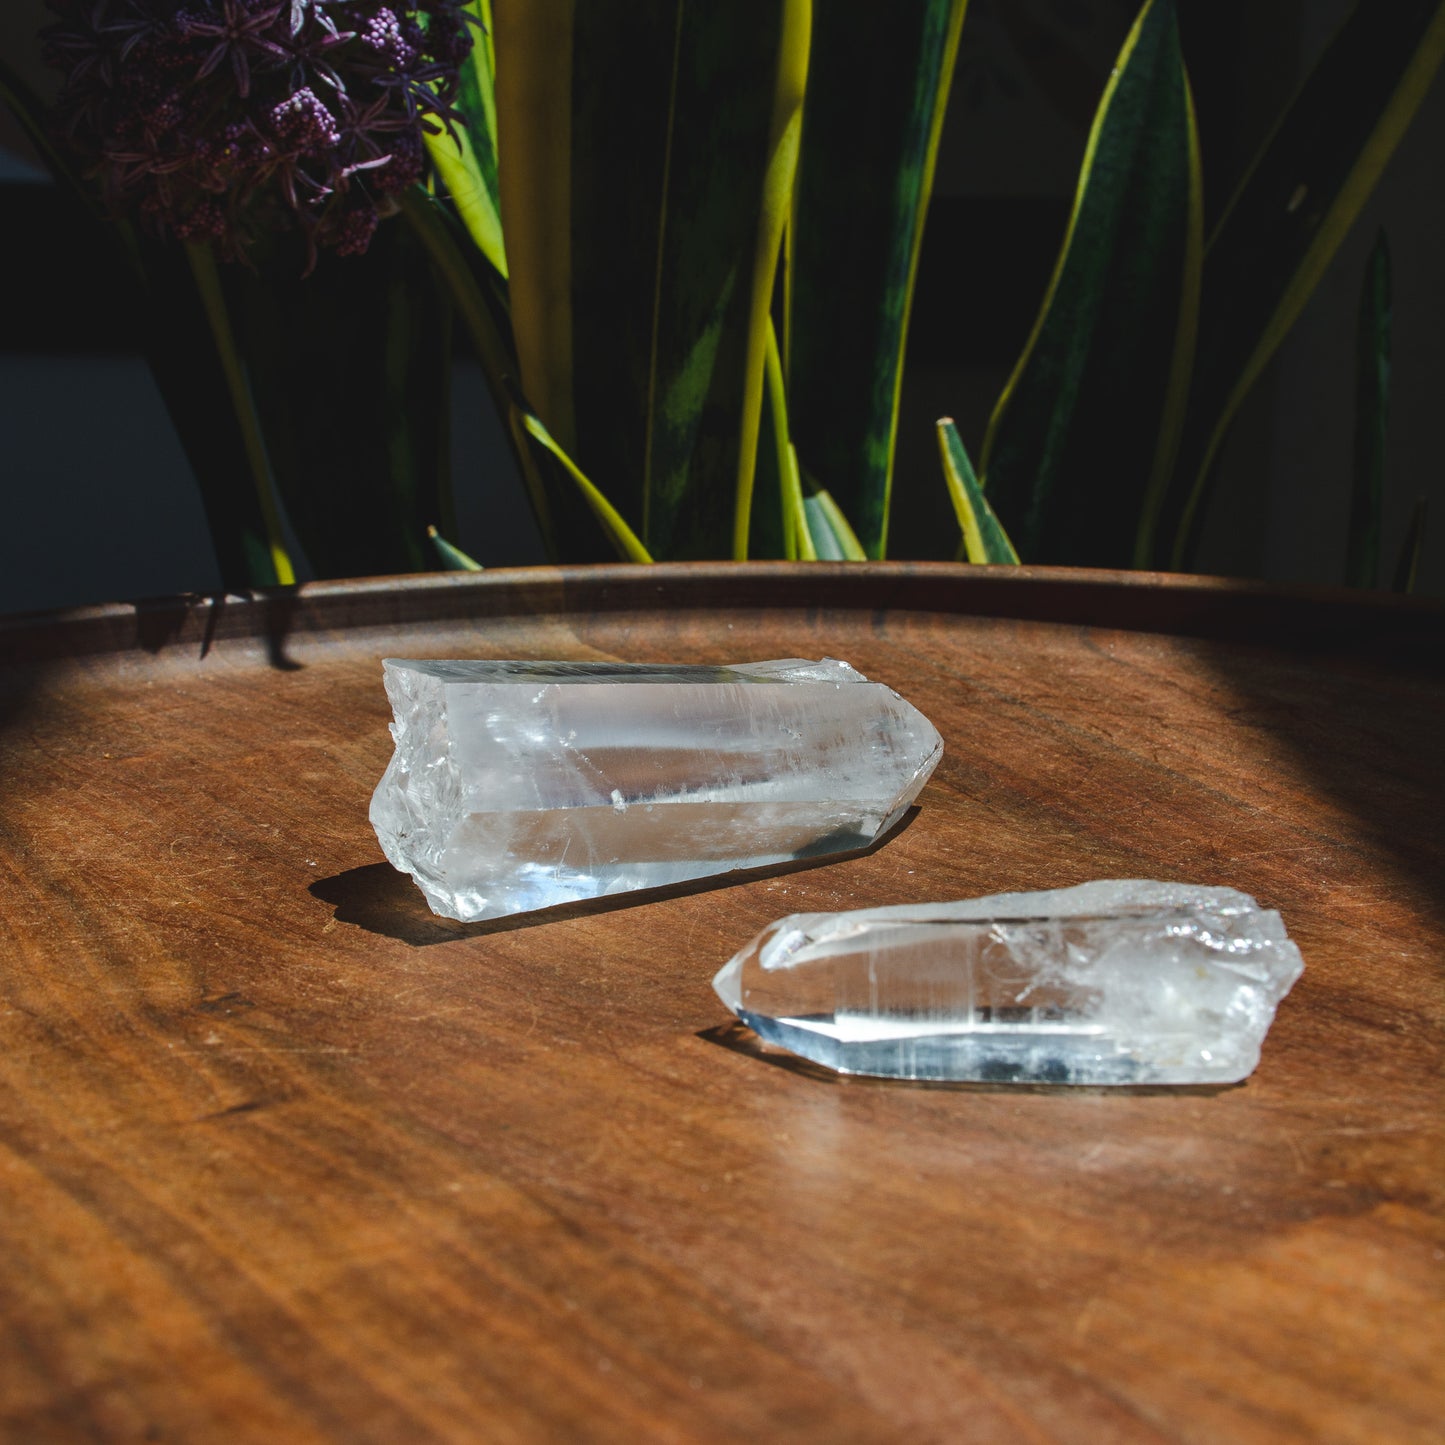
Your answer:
713;881;1305;1085
370;658;942;922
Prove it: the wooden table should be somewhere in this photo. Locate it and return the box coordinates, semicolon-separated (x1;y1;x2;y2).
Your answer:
1;564;1440;1443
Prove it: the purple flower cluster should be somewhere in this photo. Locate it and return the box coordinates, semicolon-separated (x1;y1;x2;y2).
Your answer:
44;0;474;264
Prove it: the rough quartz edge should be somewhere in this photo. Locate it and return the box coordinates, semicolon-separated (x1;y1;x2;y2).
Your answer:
712;880;1308;1085
759;880;1275;936
379;657;868;686
370;656;941;922
739;881;1304;990
370;663;466;915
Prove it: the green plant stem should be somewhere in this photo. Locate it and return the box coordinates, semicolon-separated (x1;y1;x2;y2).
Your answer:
762;317;812;560
401;189;559;558
184;242;294;586
732;0;811;561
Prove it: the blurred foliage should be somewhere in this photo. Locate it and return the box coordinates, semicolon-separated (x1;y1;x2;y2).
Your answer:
4;0;1441;589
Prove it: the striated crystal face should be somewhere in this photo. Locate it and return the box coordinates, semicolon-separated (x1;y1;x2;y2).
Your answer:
371;658;942;922
713;881;1305;1084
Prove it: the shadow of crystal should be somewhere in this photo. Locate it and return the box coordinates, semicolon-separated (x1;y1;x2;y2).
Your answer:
310;807;922;945
695;1021;1246;1096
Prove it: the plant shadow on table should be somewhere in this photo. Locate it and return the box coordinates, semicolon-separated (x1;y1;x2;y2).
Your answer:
696;1021;1244;1097
309;808;922;946
1189;639;1445;913
0;591;303;736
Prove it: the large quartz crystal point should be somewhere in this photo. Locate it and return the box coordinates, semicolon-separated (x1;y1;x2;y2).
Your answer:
370;658;942;922
713;881;1305;1085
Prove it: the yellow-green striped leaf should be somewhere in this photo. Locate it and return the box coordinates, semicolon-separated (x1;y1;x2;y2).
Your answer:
786;0;968;559
494;1;808;562
980;0;1202;569
427;526;483;571
937;419;1019;565
802;490;867;561
426;0;508;279
751;315;804;559
518;411;654;565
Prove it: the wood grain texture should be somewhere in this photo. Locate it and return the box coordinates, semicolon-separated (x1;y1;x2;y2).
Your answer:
0;563;1440;1443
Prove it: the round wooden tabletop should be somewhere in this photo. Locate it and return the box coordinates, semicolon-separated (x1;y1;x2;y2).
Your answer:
1;563;1440;1443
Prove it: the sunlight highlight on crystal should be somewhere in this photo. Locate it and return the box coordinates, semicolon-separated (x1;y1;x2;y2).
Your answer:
713;881;1305;1084
371;659;942;921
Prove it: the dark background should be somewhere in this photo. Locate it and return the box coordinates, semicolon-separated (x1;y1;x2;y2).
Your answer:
2;0;1441;613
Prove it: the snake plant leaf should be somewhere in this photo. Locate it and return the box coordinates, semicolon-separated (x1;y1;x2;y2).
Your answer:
493;0;809;562
786;0;968;559
750;316;796;559
980;0;1202;569
785;449;816;561
427;526;484;571
1346;231;1391;590
410;181;648;568
937;419;1019;565
1163;0;1445;569
426;0;508;279
802;490;868;561
516;412;653;565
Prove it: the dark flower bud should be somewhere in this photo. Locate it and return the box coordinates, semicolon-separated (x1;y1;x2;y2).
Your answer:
271;86;340;152
330;203;379;255
43;0;474;266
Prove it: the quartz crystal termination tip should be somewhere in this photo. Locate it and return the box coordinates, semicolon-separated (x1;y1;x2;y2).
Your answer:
713;881;1305;1085
370;657;942;922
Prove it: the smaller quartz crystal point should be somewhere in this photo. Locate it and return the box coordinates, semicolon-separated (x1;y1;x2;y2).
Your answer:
371;659;942;922
713;881;1305;1084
